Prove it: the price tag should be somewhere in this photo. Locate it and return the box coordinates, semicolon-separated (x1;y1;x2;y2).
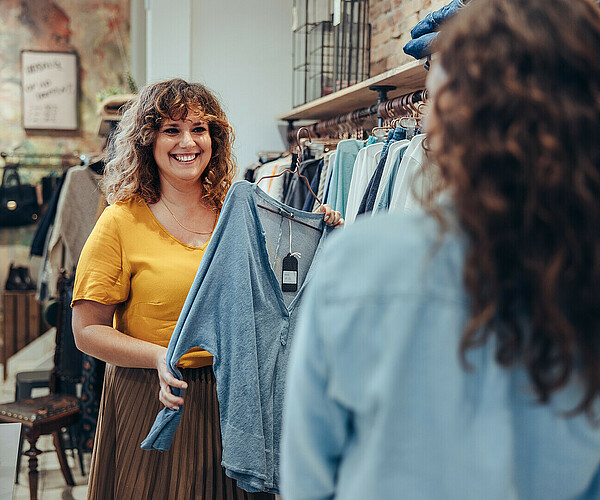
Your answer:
282;254;298;292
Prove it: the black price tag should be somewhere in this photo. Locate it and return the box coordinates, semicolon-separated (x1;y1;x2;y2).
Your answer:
282;253;298;292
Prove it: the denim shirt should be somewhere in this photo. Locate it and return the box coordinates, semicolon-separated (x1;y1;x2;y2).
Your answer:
281;208;600;500
142;181;327;494
411;0;468;39
324;139;364;218
404;0;470;60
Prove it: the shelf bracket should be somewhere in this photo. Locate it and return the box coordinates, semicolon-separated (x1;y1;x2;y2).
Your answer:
369;85;396;126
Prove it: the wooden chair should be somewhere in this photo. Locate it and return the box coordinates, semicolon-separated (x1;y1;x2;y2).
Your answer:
0;272;82;500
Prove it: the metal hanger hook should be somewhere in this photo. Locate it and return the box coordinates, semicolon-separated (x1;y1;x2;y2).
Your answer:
296;127;312;150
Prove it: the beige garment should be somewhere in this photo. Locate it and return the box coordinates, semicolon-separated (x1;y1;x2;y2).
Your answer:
254;156;292;202
45;165;103;296
94;191;108;223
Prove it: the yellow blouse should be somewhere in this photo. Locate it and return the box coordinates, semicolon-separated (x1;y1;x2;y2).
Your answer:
72;196;213;368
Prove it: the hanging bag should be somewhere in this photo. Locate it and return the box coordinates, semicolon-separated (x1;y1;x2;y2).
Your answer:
0;164;40;227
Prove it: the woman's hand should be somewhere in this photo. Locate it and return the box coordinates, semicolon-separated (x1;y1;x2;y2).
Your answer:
156;348;188;410
72;300;189;410
315;203;344;227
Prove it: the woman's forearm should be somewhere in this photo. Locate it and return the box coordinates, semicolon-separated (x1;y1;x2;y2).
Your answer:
72;300;166;369
75;323;166;369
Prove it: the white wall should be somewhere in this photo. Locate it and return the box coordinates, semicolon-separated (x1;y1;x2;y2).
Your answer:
142;0;293;172
190;1;293;171
146;0;192;82
130;0;147;89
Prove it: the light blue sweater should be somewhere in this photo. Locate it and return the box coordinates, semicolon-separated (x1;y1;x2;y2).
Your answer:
281;208;600;500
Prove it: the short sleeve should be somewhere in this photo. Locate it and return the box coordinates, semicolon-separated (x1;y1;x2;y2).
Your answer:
72;205;131;306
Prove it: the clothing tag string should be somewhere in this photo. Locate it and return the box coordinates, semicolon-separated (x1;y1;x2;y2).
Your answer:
289;218;301;260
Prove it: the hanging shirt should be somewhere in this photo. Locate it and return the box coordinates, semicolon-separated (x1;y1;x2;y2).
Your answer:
316;151;334;211
322;151;337;203
389;134;429;213
283;157;321;210
142;180;328;495
30;171;66;257
43;165;103;297
357;127;405;216
302;159;324;212
345;142;384;224
255;155;292;202
373;141;411;214
324;139;364;218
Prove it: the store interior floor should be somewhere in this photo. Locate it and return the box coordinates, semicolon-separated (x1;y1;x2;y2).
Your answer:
0;329;90;499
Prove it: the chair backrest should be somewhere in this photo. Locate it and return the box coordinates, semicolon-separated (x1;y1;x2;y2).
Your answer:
50;271;83;394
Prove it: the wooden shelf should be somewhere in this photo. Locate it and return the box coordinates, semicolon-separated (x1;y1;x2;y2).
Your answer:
278;59;428;122
96;94;136;137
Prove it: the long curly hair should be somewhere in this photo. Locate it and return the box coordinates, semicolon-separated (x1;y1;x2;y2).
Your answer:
424;0;600;419
103;79;236;209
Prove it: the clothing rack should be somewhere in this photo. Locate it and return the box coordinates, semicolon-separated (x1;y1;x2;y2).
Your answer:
0;151;90;169
286;89;427;145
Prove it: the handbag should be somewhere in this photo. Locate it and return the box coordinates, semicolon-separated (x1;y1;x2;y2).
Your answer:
5;263;36;291
0;164;40;227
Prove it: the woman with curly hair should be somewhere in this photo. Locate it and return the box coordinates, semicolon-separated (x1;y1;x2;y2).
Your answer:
281;0;600;499
71;79;303;499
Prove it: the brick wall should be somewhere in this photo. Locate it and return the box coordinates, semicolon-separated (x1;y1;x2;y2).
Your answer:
369;0;447;75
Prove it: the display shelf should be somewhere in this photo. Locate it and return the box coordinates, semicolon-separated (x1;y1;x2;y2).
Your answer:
278;59;427;122
97;94;136;136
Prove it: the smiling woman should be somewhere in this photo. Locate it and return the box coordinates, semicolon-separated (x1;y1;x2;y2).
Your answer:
103;79;235;210
153;116;212;184
70;79;274;500
152;113;217;241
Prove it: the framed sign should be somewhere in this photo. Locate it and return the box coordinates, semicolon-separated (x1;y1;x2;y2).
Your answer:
21;50;78;130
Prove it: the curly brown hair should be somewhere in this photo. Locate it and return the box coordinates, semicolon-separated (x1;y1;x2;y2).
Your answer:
425;0;600;419
103;78;236;209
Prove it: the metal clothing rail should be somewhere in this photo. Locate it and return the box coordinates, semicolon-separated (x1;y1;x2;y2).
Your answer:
0;151;89;169
286;89;427;145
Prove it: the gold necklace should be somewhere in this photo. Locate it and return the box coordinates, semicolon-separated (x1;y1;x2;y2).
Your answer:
160;198;214;235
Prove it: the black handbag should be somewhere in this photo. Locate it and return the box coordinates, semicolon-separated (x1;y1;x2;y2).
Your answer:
0;164;40;227
5;263;36;291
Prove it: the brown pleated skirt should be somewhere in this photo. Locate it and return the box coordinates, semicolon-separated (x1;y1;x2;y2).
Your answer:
87;364;275;500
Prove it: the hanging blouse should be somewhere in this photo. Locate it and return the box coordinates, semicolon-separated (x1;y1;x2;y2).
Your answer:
389;134;429;213
142;181;329;494
324;139;364;218
345;142;384;224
